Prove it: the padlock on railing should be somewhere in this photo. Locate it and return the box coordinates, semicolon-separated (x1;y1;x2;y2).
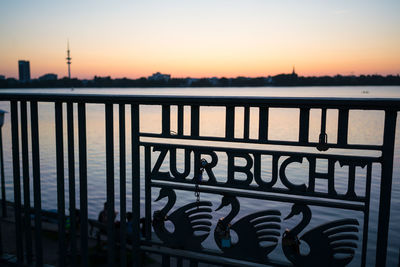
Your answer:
195;158;208;183
317;108;329;151
215;217;231;248
317;132;329;151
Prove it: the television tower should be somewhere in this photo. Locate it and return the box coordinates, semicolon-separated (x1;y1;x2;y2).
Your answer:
66;40;72;79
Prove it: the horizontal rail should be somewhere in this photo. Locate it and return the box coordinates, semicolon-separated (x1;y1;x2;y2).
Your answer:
0;93;400;109
151;181;366;211
140;133;384;151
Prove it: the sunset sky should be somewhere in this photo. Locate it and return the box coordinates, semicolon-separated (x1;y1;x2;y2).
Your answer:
0;0;399;79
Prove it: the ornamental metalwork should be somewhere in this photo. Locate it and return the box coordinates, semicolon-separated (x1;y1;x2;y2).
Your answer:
0;93;397;267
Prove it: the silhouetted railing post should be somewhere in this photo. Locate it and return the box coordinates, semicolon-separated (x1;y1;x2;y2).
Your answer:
119;103;127;267
67;102;77;267
31;100;43;266
21;101;33;263
11;101;23;264
0;109;6;257
131;104;140;267
78;102;89;267
376;109;397;266
0;109;6;218
105;103;116;267
55;102;66;267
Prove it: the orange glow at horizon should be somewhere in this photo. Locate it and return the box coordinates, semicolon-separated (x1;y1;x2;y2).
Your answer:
0;1;399;79
1;41;399;79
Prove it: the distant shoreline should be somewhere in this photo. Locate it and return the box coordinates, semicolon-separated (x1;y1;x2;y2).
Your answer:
1;74;399;88
1;85;400;90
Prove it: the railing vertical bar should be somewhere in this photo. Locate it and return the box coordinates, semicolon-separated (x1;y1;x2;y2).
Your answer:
189;260;198;267
258;106;268;140
0;102;7;255
131;104;141;267
225;106;234;139
177;105;184;136
162;255;170;267
78;103;89;267
0;191;2;255
299;108;310;143
11;101;23;263
375;109;397;267
31;101;43;266
67;102;77;267
21;101;33;263
361;163;372;267
190;105;199;137
55;102;66;267
0;116;6;218
105;103;116;267
0;119;3;264
119;104;127;267
177;257;183;267
243;106;250;139
162;105;171;136
320;108;327;134
144;146;151;240
337;109;349;145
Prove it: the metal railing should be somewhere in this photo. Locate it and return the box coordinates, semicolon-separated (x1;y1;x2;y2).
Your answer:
0;92;399;267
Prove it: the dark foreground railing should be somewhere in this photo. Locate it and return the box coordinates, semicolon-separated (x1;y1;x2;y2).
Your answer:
0;92;399;267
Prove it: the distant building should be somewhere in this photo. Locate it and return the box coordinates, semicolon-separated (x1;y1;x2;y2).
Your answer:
185;78;198;86
18;60;31;82
39;73;58;81
271;66;299;85
6;78;18;86
0;75;5;80
148;72;171;82
209;77;219;86
291;66;298;78
66;41;72;79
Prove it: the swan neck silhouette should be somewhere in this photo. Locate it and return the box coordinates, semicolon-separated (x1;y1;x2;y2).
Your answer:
283;204;360;267
160;189;176;217
222;197;240;225
291;204;311;236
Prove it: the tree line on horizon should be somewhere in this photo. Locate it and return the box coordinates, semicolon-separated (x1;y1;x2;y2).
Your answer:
1;73;399;88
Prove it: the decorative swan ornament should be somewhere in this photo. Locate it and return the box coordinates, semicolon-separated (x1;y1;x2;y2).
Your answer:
214;194;281;263
282;203;359;267
152;188;213;250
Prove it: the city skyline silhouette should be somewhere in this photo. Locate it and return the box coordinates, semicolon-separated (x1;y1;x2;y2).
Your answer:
0;1;399;79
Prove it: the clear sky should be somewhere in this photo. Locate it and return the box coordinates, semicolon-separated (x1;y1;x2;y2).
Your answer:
0;0;399;79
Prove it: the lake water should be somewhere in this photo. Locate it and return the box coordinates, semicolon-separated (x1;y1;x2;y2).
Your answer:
0;86;399;266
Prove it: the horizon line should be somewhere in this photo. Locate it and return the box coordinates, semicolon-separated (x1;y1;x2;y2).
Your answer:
2;72;400;81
